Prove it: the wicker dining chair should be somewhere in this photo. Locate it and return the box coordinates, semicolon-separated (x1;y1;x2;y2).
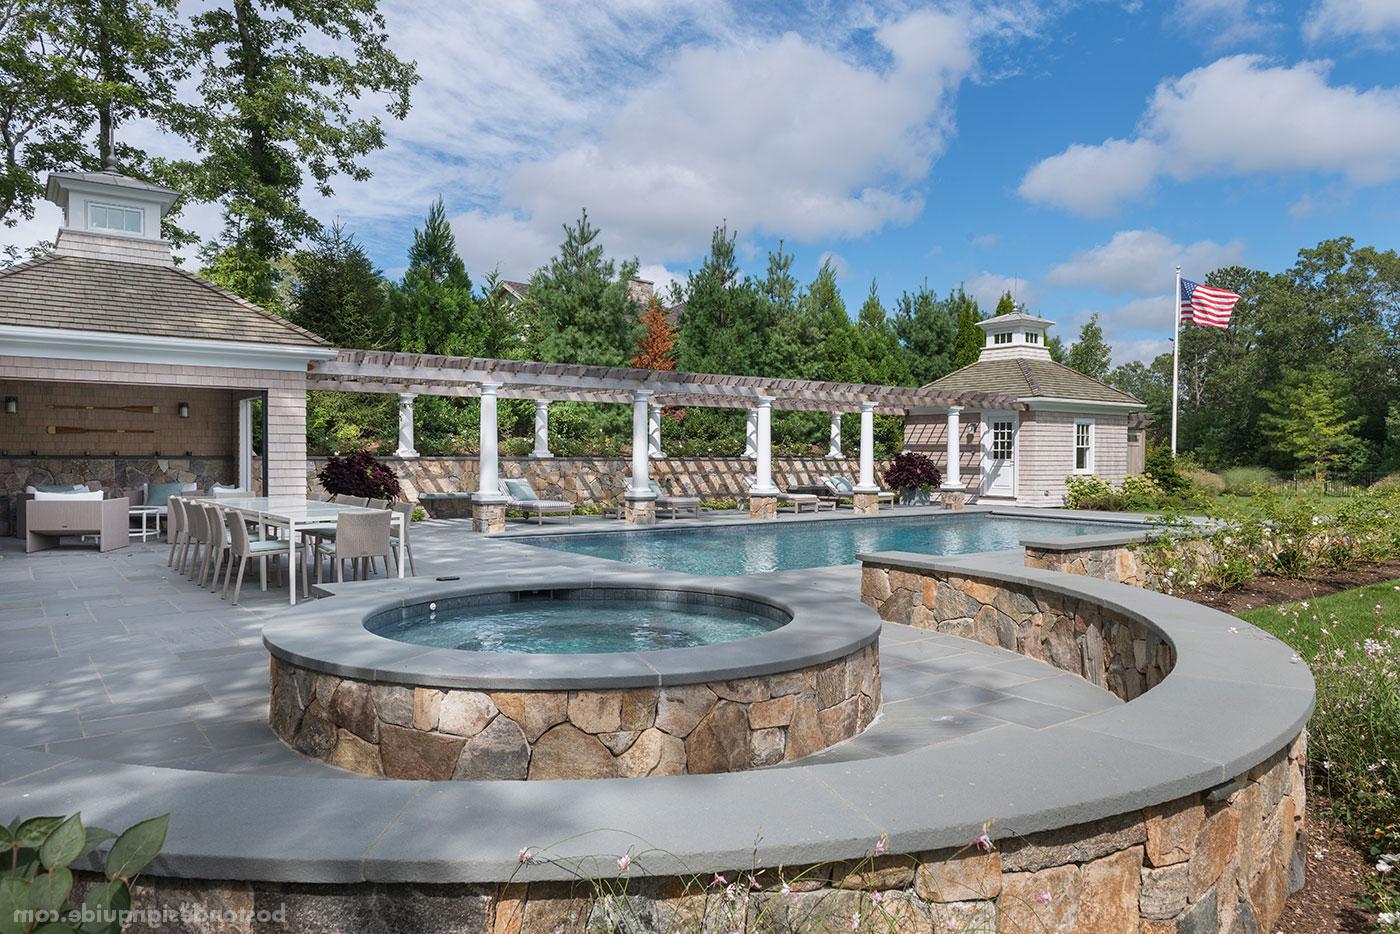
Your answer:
166;496;189;568
333;494;370;507
180;499;209;579
222;510;303;605
314;510;392;583
390;502;417;577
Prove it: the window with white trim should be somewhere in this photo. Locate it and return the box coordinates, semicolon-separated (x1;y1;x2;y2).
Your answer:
1074;419;1095;473
993;332;1012;345
88;202;143;234
1025;331;1040;344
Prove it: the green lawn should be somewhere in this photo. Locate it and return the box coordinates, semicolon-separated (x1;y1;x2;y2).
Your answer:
1212;492;1354;518
1239;578;1400;653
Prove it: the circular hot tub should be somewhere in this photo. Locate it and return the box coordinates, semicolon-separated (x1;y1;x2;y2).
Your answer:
262;575;881;781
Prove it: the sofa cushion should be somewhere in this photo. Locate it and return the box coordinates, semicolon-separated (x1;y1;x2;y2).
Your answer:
144;481;186;509
33;490;103;501
25;484;87;494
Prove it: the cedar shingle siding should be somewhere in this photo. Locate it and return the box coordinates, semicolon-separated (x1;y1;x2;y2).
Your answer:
0;254;328;347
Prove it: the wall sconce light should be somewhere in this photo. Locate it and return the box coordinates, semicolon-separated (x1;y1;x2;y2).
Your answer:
177;402;190;418
4;396;15;414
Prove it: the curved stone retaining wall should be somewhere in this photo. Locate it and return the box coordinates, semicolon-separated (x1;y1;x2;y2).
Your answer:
89;734;1306;933
268;642;880;780
860;560;1174;700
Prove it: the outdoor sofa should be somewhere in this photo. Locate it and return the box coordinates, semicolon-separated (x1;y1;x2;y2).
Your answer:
25;492;130;553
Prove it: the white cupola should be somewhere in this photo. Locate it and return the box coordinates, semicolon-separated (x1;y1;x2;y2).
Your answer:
976;308;1053;361
44;169;179;266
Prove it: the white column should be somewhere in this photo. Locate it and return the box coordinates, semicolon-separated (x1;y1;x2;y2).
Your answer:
752;396;778;494
648;403;666;458
477;382;503;498
826;411;843;458
629;390;655;497
744;408;758;458
237;397;254;490
395;392;419;458
532;400;552;458
943;406;963;489
856;401;878;493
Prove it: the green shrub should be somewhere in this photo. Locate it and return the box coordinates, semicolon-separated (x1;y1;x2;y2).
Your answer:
1219;466;1281;495
0;812;169;934
699;498;739;510
1144;441;1191;495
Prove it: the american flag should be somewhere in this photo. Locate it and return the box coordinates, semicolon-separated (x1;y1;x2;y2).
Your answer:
1179;278;1241;329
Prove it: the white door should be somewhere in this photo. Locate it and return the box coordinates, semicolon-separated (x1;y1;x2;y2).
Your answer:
981;412;1017;498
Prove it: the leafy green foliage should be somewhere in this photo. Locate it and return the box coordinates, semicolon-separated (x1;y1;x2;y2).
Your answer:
1258;367;1363;478
950;289;983;369
287;223;384;348
892;285;957;386
1143;439;1190;495
0;812;167;933
528;210;641;368
1065;314;1112;382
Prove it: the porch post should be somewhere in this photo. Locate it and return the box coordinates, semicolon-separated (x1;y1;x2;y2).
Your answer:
826;411;842;458
748;396;778;519
944;407;962;488
395;392;419;458
237;397;254;491
624;390;657;525
852;401;880;515
472;381;507;532
532;400;552;458
744;408;758;458
941;405;967;510
648;402;666;458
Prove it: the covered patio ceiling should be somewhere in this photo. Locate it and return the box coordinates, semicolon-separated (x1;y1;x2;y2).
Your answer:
309;350;1023;414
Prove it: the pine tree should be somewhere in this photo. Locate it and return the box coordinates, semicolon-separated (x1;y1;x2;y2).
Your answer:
855;280;912;386
633;297;677;370
1066;314;1113;382
381;199;477;356
529;209;641;367
893;284;957;385
950;289;983;369
993;291;1017;316
677;224;771;376
287;222;385;348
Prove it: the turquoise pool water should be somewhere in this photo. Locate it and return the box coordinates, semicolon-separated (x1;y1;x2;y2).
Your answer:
520;514;1136;576
370;597;783;654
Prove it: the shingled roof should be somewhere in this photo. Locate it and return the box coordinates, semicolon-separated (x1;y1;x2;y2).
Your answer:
923;357;1142;405
0;253;329;347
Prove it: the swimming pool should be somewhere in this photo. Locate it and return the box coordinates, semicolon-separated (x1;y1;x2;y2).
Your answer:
518;513;1139;576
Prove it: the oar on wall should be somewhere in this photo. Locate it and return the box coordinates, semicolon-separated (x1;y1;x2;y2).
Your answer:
47;426;157;435
49;404;160;414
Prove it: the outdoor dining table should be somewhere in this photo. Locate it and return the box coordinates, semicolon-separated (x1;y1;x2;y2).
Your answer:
202;496;406;605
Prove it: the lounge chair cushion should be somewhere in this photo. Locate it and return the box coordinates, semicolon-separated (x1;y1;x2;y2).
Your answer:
825;476;855;494
783;492;820;503
515;499;572;512
503;479;537;502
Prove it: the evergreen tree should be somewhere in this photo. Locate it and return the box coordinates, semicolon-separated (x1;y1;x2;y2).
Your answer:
762;240;799;312
950;289;983;369
381;199;478;356
893;285;957;386
1046;334;1067;364
778;257;856;380
1258;368;1362;477
476;270;531;360
528;209;641;367
1066;314;1113;382
633;297;678;370
677;224;771;376
287;222;384;347
854;280;913;386
993;291;1017;316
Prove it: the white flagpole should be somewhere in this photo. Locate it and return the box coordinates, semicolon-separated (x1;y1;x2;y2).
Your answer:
1170;265;1182;456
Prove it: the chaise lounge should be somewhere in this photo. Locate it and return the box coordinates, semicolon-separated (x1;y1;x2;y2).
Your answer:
617;479;702;519
498;479;574;525
821;475;896;509
742;476;829;513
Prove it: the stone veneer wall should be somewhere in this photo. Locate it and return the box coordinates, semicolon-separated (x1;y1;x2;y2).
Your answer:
306;455;892;507
1023;540;1224;595
855;559;1304;932
860;562;1174;700
268;643;879;781
83;734;1306;933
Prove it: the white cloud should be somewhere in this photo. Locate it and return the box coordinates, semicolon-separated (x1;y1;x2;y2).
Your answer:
964;271;1032;311
1046;229;1245;294
1020;55;1400;215
1174;0;1277;45
969;232;999;247
817;251;851;281
1304;0;1400;43
1066;295;1176;364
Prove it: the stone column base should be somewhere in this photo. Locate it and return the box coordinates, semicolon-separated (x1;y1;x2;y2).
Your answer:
851;492;881;516
471;502;507;533
941;488;966;510
623;497;657;526
748;495;777;520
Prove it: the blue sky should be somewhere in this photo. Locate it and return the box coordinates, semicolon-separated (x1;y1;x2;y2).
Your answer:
11;0;1400;365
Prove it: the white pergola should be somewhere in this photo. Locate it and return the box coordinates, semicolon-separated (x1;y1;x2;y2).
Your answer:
309;350;1021;524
